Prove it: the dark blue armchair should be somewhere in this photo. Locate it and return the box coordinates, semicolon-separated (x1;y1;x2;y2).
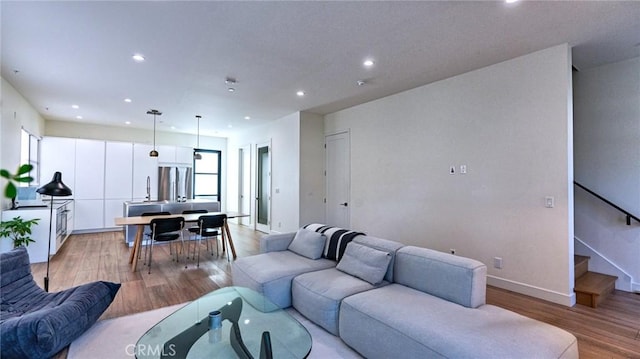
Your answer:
1;246;120;358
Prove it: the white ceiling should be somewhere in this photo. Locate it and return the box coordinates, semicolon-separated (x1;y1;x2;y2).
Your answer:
2;1;639;138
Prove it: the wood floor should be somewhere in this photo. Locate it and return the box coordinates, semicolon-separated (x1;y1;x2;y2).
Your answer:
32;225;640;359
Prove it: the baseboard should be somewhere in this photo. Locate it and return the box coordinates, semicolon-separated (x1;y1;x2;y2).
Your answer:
487;275;576;307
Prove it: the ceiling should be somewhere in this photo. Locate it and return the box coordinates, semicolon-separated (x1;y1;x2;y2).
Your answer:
2;1;639;138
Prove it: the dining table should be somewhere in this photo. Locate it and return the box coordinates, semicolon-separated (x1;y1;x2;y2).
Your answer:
114;211;248;271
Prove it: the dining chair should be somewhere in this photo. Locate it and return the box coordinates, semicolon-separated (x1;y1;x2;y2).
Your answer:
182;209;208;259
194;214;228;267
140;212;171;264
146;216;185;274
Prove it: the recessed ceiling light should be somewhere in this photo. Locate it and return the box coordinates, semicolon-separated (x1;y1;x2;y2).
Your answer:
296;90;305;97
125;121;131;125
132;54;145;62
71;104;79;109
76;115;83;120
171;126;176;130
244;116;251;120
363;59;375;67
124;98;132;103
228;87;235;92
505;0;519;3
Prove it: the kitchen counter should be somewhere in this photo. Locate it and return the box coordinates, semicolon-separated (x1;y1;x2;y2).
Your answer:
122;199;220;246
12;199;73;210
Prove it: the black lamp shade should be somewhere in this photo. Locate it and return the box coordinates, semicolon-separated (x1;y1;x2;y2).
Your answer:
37;172;72;197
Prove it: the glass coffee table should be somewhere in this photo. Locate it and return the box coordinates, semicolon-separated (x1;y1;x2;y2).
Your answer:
136;286;312;358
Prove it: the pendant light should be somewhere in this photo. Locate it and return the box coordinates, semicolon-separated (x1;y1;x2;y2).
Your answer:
194;115;203;160
147;109;162;157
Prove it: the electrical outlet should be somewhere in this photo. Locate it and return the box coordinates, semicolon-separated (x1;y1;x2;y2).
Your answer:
449;166;455;175
460;165;467;174
493;257;503;269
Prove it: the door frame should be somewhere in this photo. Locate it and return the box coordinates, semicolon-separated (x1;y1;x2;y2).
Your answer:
238;145;252;227
255;140;271;233
325;131;351;228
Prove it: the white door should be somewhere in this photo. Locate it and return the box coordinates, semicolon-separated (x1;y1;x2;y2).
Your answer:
325;132;350;228
238;145;252;226
255;142;271;233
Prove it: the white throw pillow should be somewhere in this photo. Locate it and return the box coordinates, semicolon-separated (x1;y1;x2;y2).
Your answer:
336;242;391;285
288;228;326;260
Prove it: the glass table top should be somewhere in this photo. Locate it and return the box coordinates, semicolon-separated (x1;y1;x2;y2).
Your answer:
136;286;312;359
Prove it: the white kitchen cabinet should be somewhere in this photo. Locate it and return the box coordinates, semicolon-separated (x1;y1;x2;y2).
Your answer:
176;146;194;166
104;199;126;230
158;145;193;166
157;145;176;164
74;199;104;231
133;143;158;201
105;141;133;199
1;200;72;263
41;137;76;192
74;139;105;200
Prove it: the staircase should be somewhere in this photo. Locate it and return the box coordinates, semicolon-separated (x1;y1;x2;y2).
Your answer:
574;255;617;308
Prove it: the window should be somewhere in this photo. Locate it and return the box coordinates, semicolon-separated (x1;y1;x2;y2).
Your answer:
20;128;40;185
193;149;221;202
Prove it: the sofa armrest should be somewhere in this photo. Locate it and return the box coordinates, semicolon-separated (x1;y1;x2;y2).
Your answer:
394;246;487;308
259;232;296;253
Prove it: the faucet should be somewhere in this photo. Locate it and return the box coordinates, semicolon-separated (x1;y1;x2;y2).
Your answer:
145;176;151;201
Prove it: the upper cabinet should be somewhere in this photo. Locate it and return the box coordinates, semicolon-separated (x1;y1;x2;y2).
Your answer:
74;139;105;200
158;145;193;167
105;141;133;199
133;143;158;200
41;137;76;194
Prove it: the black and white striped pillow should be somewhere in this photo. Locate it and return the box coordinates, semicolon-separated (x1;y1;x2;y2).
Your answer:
303;223;365;261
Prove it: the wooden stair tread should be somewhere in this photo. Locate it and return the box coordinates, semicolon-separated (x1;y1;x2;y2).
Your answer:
575;271;617;294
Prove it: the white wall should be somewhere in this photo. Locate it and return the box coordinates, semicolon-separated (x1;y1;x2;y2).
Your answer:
0;78;46;209
300;112;325;225
228;111;325;233
325;44;575;305
573;56;640;291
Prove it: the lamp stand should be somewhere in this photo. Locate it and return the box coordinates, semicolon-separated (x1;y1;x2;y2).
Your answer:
44;196;54;292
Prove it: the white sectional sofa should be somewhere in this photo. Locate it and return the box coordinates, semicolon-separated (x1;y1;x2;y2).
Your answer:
232;225;579;359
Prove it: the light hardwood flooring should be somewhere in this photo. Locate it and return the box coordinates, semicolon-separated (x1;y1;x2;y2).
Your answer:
31;225;640;359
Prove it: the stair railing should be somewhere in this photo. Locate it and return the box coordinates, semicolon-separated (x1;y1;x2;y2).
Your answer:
574;181;639;226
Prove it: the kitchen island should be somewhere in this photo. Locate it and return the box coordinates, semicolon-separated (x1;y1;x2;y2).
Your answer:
122;199;220;246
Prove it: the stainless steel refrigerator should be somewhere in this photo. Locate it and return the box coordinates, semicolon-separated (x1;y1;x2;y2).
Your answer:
158;166;193;201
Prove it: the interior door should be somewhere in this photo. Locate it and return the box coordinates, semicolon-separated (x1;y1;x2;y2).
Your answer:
255;142;271;233
325;132;350;228
238;146;252;226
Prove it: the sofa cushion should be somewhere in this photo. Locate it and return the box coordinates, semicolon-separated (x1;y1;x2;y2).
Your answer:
394;246;487;308
352;235;404;283
303;223;365;261
337;242;391;285
288;229;326;259
231;251;336;308
292;268;384;336
339;284;578;359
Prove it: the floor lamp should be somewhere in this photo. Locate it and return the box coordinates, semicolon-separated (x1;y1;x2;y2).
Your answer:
37;172;72;292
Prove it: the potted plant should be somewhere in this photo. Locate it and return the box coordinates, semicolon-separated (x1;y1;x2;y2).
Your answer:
1;164;39;247
0;216;40;247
